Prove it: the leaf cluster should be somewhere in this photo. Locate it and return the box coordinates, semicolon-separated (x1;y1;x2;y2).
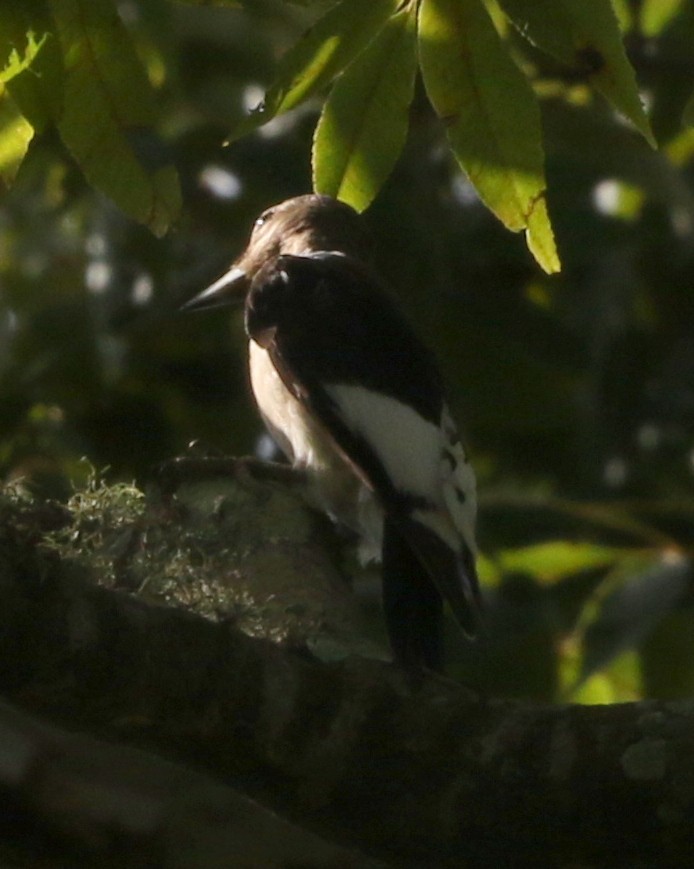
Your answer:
0;0;694;704
1;0;181;235
1;0;679;268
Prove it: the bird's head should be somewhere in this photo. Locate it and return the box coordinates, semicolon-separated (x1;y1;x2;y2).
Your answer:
181;194;369;312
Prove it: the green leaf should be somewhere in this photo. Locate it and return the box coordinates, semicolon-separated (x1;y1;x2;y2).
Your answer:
170;0;242;5
0;3;63;131
48;0;181;236
639;0;685;37
418;0;559;273
578;552;690;682
312;4;416;212
545;100;690;210
570;650;642;704
498;541;625;585
525;195;560;274
498;0;656;147
0;85;33;186
230;0;398;141
0;30;45;83
683;88;694;129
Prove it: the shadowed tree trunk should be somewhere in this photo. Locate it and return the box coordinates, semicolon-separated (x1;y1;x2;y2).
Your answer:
1;463;693;867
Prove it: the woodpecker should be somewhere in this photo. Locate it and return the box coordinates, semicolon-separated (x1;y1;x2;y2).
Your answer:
182;194;481;671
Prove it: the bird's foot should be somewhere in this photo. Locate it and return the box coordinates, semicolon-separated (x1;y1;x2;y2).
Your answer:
152;447;306;504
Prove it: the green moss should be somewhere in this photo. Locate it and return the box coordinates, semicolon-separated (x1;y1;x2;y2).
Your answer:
6;465;376;660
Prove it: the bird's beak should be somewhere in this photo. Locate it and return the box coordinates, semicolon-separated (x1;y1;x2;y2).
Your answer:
180;265;250;312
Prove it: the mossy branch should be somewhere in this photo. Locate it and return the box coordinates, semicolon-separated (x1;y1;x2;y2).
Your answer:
1;466;694;867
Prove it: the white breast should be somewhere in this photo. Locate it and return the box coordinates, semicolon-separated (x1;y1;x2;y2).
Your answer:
248;339;321;467
248;340;382;558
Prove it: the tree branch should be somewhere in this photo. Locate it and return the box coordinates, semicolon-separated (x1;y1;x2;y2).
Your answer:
1;472;693;866
0;698;382;868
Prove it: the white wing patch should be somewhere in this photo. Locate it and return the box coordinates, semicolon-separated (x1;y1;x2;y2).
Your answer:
248;361;477;563
324;387;477;554
325;385;442;501
440;405;477;554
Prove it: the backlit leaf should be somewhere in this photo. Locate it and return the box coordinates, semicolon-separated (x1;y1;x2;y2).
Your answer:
639;0;685;37
0;4;63;131
498;540;624;585
526;195;560;274
48;0;181;236
418;0;560;272
0;85;33;186
498;0;655;147
312;4;416;212
0;30;45;83
230;0;397;141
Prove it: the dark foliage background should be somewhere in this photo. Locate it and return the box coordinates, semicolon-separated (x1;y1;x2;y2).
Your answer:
1;0;694;703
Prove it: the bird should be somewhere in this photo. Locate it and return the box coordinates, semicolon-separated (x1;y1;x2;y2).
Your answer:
182;193;481;671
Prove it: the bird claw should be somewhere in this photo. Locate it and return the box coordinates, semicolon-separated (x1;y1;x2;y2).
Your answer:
152;453;306;504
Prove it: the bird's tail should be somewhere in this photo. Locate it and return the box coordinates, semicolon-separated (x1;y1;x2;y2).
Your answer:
395;513;482;633
381;515;482;672
382;517;444;671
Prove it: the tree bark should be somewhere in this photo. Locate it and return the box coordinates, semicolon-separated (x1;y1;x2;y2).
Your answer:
0;698;382;868
1;471;693;867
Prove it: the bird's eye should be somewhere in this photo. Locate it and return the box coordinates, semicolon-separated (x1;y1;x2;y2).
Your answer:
255;209;275;228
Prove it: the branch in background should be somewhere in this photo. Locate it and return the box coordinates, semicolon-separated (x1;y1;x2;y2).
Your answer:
0;698;382;868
